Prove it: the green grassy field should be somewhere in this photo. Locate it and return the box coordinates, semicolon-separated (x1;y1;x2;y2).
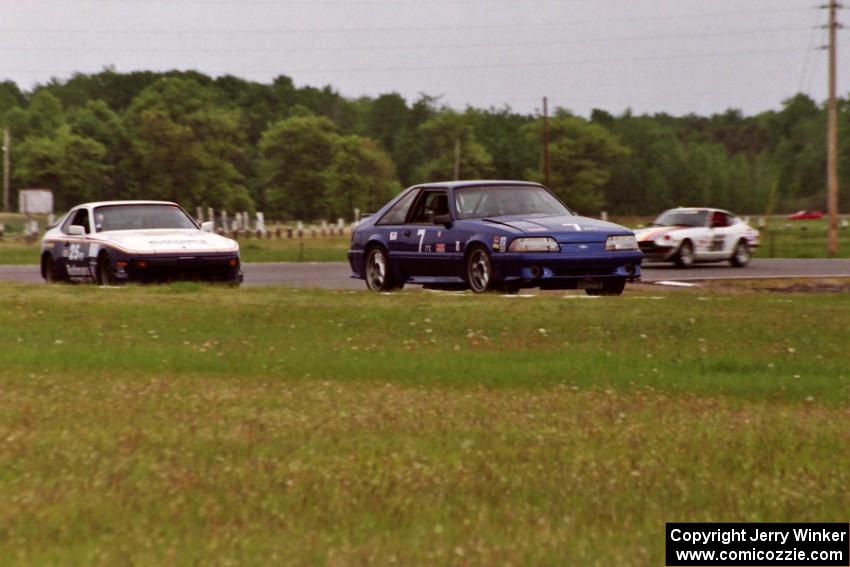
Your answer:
1;283;848;565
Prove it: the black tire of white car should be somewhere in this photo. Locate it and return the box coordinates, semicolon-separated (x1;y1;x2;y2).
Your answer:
43;255;61;284
585;278;627;296
674;240;695;268
97;253;115;286
729;240;751;267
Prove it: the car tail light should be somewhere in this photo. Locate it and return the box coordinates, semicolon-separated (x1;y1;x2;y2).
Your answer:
134;260;147;269
229;258;238;267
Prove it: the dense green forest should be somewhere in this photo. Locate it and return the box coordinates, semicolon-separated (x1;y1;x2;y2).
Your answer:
0;69;845;219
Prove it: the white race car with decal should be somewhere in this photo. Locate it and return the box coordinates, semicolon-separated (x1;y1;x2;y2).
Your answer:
40;201;242;284
634;208;759;268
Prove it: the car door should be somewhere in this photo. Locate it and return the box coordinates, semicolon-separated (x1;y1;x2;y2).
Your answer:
707;212;734;259
375;188;420;279
62;208;94;279
398;189;452;278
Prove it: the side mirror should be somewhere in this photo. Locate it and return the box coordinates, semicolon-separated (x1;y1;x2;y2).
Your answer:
433;213;453;227
67;225;85;236
201;221;214;233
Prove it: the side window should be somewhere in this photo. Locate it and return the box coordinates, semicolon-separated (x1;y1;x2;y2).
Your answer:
69;209;90;234
377;190;419;226
409;191;449;224
712;212;731;228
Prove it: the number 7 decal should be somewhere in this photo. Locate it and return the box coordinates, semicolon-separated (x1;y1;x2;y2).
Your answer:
417;229;426;253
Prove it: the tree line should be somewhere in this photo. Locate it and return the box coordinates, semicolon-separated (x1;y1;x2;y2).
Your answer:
0;69;845;219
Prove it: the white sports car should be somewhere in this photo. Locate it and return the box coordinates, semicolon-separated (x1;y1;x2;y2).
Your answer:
40;200;242;284
634;208;759;268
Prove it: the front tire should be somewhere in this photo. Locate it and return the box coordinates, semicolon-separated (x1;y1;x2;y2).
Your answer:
43;255;64;284
729;240;751;267
585;278;626;297
96;253;115;286
674;240;695;268
466;246;494;293
364;246;399;292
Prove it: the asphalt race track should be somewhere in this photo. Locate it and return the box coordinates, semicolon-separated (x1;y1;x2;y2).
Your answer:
2;259;850;288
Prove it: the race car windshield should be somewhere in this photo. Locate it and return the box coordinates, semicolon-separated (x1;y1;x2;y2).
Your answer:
94;205;198;232
652;210;709;227
454;186;571;219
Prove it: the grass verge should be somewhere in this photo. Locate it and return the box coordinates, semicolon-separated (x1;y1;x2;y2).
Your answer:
0;284;848;564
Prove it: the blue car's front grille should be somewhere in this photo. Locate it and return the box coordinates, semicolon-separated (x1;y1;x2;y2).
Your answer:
551;266;619;277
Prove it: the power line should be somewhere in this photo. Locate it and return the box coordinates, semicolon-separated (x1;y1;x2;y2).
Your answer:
0;0;597;4
0;27;815;54
0;46;815;77
798;7;828;94
0;8;816;36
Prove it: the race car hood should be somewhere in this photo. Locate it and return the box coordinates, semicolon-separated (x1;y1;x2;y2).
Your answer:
480;215;632;242
93;229;239;254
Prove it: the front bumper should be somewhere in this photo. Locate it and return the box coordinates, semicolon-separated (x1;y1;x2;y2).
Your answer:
110;252;243;283
492;251;642;290
638;242;677;263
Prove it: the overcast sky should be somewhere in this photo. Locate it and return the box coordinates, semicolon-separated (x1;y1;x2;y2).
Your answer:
2;0;845;116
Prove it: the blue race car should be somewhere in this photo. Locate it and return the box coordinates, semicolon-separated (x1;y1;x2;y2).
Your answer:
348;181;642;295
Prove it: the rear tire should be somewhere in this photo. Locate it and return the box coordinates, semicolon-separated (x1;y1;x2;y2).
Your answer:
585;278;627;296
466;246;494;293
729;240;751;267
674;240;695;268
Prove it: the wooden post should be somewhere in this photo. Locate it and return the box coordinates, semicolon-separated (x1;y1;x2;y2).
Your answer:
542;97;550;187
453;138;461;181
826;0;840;256
2;129;10;212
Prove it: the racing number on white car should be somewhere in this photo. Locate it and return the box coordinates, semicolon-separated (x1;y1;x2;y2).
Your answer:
710;235;725;252
68;243;85;262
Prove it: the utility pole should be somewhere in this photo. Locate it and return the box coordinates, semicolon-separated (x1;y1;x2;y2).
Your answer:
542;97;550;187
2;129;9;212
826;0;841;256
453;138;461;181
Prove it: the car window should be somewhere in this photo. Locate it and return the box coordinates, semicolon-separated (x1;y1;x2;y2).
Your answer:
377;189;419;226
409;191;449;224
94;205;196;232
653;210;708;227
454;185;569;219
64;209;90;234
711;212;731;228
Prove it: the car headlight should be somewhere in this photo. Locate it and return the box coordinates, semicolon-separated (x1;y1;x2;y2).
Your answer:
606;235;638;251
508;237;560;253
